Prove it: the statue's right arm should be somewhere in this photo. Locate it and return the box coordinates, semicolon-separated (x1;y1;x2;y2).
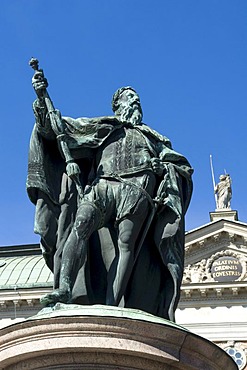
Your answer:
32;98;56;140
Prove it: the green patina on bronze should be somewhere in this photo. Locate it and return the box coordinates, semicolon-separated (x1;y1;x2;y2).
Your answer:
27;58;193;322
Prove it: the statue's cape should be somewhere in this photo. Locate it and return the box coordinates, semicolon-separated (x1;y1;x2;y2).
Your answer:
27;116;122;205
27;115;193;321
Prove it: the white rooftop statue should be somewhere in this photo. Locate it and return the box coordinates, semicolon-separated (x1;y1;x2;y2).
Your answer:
214;174;232;210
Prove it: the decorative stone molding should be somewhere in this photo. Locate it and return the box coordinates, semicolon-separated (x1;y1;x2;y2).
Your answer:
215;288;223;297
185;218;247;256
180;281;247;305
198;240;205;247
229;233;236;243
185;234;226;256
0;301;6;309
213;234;220;243
26;299;35;307
183;260;208;284
12;300;20;308
231;287;239;296
184;289;191;298
199;288;207;297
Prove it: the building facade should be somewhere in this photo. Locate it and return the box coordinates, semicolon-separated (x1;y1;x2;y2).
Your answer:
0;210;246;369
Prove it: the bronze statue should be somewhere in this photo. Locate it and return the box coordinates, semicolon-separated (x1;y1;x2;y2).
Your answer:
27;59;193;321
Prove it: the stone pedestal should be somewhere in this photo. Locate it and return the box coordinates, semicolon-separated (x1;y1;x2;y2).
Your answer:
210;209;238;222
0;304;237;370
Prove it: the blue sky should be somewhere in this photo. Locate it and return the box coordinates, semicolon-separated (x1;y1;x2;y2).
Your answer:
0;0;247;246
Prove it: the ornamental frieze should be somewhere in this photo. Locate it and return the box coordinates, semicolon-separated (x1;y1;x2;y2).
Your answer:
183;250;247;284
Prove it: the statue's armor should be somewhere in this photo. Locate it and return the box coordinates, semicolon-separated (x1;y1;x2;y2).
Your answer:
95;125;157;177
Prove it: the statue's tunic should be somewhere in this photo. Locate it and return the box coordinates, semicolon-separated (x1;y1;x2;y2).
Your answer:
75;125;157;229
96;124;155;177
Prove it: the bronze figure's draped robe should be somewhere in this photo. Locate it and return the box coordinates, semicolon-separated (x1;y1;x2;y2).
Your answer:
27;102;193;321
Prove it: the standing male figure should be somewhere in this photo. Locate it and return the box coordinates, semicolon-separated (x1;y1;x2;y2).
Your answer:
27;69;193;321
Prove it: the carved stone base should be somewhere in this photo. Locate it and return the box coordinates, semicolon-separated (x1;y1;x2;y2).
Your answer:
0;304;237;369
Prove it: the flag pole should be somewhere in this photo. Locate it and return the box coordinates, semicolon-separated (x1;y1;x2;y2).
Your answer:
210;155;217;207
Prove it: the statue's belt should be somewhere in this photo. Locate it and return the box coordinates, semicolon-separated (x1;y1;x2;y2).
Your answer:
97;172;155;208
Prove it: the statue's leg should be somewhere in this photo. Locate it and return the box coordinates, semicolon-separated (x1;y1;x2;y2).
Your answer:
40;201;101;306
106;173;156;306
106;210;147;306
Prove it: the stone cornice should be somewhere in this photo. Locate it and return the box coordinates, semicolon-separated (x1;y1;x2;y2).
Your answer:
1;283;247;310
0;244;40;257
180;322;247;342
185;228;247;256
0;287;51;309
180;281;247;307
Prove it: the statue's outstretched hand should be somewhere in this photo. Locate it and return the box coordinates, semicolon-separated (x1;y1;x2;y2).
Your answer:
66;161;81;178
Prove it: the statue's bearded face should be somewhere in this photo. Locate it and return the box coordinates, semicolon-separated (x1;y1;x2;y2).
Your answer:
115;89;143;125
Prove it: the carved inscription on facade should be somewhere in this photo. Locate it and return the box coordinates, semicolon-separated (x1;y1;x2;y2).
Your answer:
210;256;242;282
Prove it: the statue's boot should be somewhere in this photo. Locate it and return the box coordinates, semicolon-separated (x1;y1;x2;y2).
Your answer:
40;288;71;306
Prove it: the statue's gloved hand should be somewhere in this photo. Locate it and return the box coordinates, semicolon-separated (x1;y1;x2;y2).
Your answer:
66;162;81;178
151;158;164;176
32;71;48;98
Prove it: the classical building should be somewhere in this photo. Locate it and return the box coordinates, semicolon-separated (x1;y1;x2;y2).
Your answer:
0;209;246;369
177;209;247;369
